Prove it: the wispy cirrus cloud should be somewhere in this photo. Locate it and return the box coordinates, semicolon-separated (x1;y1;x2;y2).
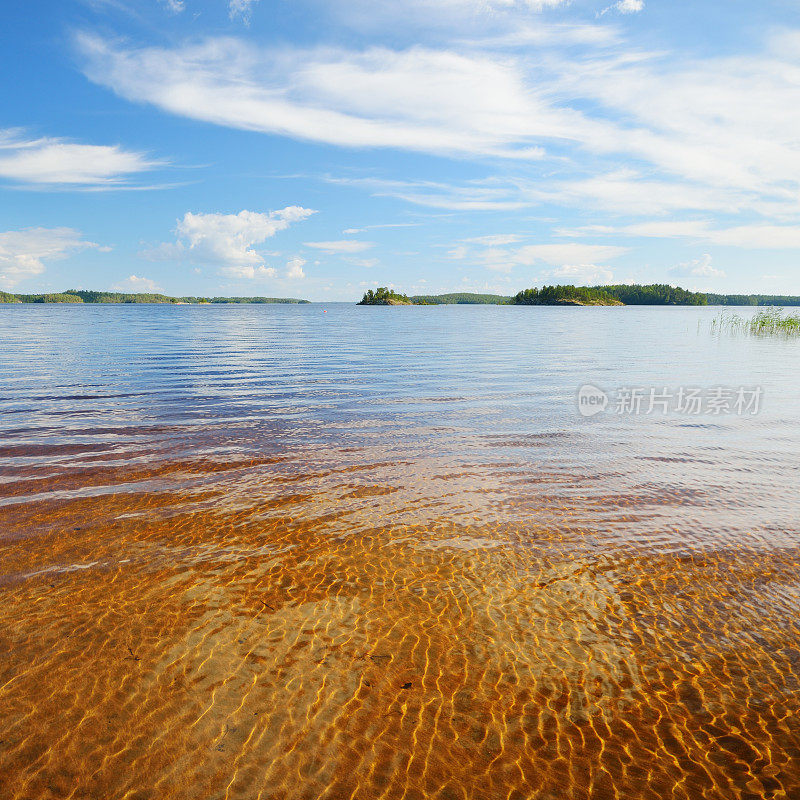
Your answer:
450;241;628;273
317;0;573;34
229;0;259;22
304;240;374;253
75;34;567;160
464;234;524;246
561;220;800;249
345;257;379;268
543;264;615;284
328;176;530;211
0;227;101;287
0;129;162;188
76;27;800;223
159;0;184;13
600;0;643;16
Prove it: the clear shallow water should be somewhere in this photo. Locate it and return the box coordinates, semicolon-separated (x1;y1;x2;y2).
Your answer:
1;304;799;800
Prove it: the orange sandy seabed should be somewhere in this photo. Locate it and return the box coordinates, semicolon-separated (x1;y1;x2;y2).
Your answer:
1;447;799;800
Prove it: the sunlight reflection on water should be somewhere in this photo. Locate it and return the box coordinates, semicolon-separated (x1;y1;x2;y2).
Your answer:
1;304;799;800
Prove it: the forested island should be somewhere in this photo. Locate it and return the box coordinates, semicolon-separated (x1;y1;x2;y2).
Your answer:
359;284;800;306
513;286;623;306
410;292;513;305
357;288;413;305
357;289;515;305
0;290;309;304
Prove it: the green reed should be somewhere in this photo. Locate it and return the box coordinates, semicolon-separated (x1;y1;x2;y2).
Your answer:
710;307;800;338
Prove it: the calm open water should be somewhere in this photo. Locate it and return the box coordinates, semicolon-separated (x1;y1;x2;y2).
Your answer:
1;303;799;800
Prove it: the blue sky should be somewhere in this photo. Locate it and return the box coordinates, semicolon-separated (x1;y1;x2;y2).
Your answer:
2;0;800;300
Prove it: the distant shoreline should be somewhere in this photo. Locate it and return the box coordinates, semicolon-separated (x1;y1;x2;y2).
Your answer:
4;285;800;307
357;286;800;307
0;290;310;305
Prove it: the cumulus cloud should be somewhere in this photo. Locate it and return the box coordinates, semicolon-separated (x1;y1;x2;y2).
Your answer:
285;256;306;279
224;264;278;280
670;254;726;279
0;227;99;287
145;207;315;278
0;129;160;187
176;208;314;264
304;240;374;253
111;274;163;292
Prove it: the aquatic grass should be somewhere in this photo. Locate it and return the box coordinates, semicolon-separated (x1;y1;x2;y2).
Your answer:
710;307;800;338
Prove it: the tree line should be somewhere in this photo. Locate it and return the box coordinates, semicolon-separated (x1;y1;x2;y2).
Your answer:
361;284;799;306
0;290;309;304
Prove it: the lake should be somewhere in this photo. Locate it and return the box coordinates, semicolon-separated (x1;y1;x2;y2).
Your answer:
1;303;799;800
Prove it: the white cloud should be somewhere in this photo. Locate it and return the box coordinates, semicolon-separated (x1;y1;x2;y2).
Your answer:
146;207;315;277
77;34;574;160
464;234;524;246
346;257;379;268
333;172;741;217
419;0;569;8
160;0;184;13
329;176;530;211
229;0;258;22
447;245;470;260
180;207;313;264
343;222;421;234
708;225;800;249
219;262;277;280
565;220;800;249
76;29;800;222
304;240;374;253
505;243;628;266
324;0;572;32
601;0;644;15
285;256;306;279
458;242;628;273
111;274;163;292
0;227;99;287
542;264;614;284
670;254;726;279
225;265;278;280
0;129;160;187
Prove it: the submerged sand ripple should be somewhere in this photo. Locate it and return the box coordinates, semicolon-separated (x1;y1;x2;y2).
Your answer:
2;441;800;800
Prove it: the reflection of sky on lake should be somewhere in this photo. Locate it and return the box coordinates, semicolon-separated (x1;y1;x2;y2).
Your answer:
3;303;800;800
2;302;799;543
